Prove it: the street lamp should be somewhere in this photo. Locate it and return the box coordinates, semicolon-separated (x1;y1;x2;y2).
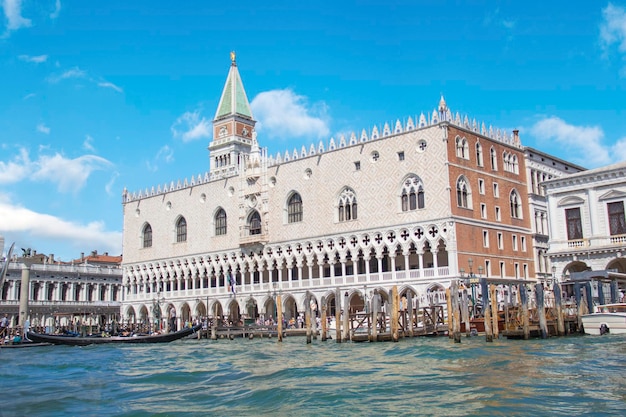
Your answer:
468;258;474;276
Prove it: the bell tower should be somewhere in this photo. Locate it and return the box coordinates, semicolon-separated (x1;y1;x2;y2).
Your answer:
208;52;256;176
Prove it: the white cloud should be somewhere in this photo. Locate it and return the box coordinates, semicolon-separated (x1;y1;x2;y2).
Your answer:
0;196;122;260
50;0;61;19
530;117;612;167
83;134;95;152
98;81;123;93
1;0;31;35
600;3;626;74
611;136;626;161
33;154;112;193
47;67;87;83
146;145;174;172
0;147;31;183
23;92;35;100
251;89;330;140
36;123;50;134
0;147;112;193
171;110;211;142
601;3;626;53
105;171;119;196
18;54;48;64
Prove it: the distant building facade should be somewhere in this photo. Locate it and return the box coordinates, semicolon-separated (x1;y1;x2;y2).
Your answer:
523;148;586;284
121;55;544;329
0;249;123;329
545;161;626;286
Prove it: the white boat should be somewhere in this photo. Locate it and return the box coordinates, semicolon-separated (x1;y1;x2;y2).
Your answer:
582;303;626;335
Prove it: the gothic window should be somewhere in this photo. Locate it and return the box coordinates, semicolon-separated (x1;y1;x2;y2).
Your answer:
142;223;152;248
401;176;425;211
608;201;626;236
288;192;303;223
176;216;187;242
476;142;483;167
215;208;227;236
456;176;471;209
249;211;262;235
512;155;519;174
338;187;357;221
565;208;583;240
510;190;522;219
490;147;498;171
455;136;469;159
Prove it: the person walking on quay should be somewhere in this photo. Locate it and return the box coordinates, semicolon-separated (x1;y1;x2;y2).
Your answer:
0;314;8;344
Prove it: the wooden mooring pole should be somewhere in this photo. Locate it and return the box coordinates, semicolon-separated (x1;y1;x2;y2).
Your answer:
371;290;379;342
446;287;453;339
490;284;499;340
391;285;399;342
553;282;565;336
480;278;493;342
407;291;414;338
305;294;312;344
535;283;548;339
335;288;342;343
342;291;350;342
461;288;470;337
520;284;530;340
451;281;461;343
321;301;328;342
277;293;283;342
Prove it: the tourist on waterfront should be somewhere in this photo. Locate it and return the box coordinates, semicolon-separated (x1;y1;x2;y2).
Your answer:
0;314;8;334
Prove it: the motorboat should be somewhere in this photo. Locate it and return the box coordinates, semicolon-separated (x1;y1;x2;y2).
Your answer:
581;303;626;335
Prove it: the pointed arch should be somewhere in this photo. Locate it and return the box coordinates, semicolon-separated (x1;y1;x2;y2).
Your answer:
401;175;425;211
338;187;357;222
215;207;227;236
287;191;303;223
510;189;522;219
456;176;472;209
142;223;153;248
248;210;262;235
176;216;187;242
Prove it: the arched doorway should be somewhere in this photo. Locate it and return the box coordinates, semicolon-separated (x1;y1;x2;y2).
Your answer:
227;299;241;325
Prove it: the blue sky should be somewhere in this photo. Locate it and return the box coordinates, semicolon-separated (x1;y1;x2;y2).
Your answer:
1;1;626;262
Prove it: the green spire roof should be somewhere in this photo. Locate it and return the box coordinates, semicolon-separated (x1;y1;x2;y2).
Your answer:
214;53;253;121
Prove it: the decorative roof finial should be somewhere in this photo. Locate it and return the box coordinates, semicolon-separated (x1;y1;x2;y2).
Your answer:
438;94;447;113
230;51;236;65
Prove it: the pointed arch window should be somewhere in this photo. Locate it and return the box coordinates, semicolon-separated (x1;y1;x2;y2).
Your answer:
338;187;357;221
142;224;153;248
215;208;227;236
401;176;425;211
176;217;187;242
455;136;469;159
456;177;471;209
288;192;303;223
476;142;483;167
510;190;522;219
249;211;262;235
490;147;498;171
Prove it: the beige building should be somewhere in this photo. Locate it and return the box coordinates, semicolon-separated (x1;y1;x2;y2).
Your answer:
0;248;123;329
121;55;541;328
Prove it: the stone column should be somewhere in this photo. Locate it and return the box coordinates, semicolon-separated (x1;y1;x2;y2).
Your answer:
19;262;33;328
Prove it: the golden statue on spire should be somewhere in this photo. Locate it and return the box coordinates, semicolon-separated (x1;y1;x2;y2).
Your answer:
230;51;236;65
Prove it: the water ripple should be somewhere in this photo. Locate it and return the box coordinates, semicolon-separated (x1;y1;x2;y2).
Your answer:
2;335;626;416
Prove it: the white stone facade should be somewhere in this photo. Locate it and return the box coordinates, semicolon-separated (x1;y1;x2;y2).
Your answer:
545;161;626;282
120;58;538;328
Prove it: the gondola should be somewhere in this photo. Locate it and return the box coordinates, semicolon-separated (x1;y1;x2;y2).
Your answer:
26;324;202;346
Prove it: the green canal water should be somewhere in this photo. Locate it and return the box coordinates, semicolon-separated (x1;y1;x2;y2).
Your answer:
1;334;624;416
